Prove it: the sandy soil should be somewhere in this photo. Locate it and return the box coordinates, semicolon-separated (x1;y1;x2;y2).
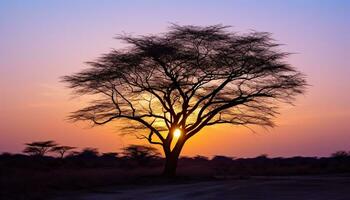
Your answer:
56;175;350;200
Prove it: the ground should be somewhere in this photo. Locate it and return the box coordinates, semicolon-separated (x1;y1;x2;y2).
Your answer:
55;175;350;200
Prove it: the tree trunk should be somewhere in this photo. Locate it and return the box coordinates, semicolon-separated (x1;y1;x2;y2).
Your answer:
162;152;180;177
162;134;186;177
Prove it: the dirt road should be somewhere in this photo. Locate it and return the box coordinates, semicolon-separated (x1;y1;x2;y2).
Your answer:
57;176;350;200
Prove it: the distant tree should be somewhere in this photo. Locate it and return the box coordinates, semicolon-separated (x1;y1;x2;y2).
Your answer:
64;151;80;159
212;155;234;162
256;154;269;159
101;152;119;159
23;140;57;156
331;151;350;159
50;145;76;158
193;155;209;161
0;152;13;158
77;148;100;158
63;24;307;176
122;145;160;164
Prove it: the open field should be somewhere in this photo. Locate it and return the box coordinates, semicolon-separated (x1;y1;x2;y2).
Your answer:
56;175;350;200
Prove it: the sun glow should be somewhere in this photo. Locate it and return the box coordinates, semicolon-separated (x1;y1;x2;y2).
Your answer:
173;129;182;138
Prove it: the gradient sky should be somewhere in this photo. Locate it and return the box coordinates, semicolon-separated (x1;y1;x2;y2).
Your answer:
0;0;349;157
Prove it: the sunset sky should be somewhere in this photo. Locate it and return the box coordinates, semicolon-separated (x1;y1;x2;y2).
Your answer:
0;0;349;157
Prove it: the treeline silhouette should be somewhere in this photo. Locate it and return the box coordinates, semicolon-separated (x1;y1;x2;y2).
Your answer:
2;141;164;169
1;141;350;199
2;140;349;175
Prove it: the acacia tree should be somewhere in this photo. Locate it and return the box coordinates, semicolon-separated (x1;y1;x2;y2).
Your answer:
122;145;161;164
63;25;307;177
23;140;57;157
50;145;76;158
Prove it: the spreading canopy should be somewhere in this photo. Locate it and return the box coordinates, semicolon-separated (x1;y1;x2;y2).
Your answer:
63;24;306;148
23;140;57;156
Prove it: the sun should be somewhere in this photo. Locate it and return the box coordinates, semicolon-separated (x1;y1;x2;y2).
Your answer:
173;128;182;138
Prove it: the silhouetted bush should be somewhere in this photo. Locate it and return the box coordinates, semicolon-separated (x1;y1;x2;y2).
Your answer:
331;151;350;159
101;152;119;159
121;145;161;167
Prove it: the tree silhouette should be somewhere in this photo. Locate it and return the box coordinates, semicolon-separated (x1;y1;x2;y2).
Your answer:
76;148;100;158
63;25;307;176
331;151;350;159
101;152;119;159
122;145;160;164
50;145;76;158
23;140;57;157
